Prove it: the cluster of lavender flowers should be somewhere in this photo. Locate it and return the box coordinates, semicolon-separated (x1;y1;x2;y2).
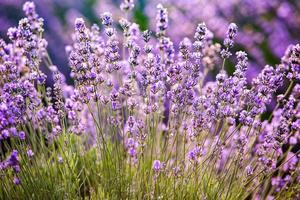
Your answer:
2;0;299;76
0;1;299;199
143;0;300;74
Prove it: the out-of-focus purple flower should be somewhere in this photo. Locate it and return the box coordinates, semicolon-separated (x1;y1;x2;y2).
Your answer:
13;176;21;185
120;0;135;12
153;160;162;172
74;18;85;33
27;149;34;158
2;129;10;139
19;131;25;140
188;146;202;164
7;150;19;167
58;157;63;163
245;165;254;176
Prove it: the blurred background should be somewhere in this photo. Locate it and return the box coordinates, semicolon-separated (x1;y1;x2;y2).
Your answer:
1;0;300;83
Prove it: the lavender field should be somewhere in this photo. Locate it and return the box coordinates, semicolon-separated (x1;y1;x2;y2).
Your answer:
0;1;299;199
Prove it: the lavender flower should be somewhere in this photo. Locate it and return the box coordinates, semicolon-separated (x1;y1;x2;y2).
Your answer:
194;23;207;41
13;176;21;185
120;0;135;12
58;157;63;163
156;4;168;38
19;131;25;140
153;160;162;172
221;23;238;59
101;12;113;27
27;149;34;157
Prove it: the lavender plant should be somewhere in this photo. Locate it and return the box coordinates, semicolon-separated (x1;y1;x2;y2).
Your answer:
0;1;299;200
144;0;300;71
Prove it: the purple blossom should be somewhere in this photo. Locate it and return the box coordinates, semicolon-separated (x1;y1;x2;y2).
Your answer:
153;160;162;172
156;4;168;38
27;149;34;157
58;157;63;163
13;176;21;185
120;0;135;12
19;131;25;140
101;12;113;27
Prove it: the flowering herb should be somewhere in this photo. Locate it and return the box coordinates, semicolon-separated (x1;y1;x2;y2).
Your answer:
0;1;299;200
